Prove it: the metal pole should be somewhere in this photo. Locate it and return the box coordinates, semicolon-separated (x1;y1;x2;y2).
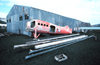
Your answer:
25;35;94;60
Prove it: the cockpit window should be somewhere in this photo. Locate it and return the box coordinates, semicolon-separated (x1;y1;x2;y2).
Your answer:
31;21;35;28
41;24;43;26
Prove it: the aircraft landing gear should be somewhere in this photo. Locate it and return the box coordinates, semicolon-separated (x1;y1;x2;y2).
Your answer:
32;28;40;39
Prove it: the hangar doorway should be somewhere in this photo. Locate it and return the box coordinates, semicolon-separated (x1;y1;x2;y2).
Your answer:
18;29;21;34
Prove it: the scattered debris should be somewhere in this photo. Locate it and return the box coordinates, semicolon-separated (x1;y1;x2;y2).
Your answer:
54;54;68;62
0;33;5;37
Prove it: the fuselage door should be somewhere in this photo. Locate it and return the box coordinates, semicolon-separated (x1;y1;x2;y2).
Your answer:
50;25;56;33
31;21;35;28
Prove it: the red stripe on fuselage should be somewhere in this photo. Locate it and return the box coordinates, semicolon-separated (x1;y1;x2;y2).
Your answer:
30;20;72;34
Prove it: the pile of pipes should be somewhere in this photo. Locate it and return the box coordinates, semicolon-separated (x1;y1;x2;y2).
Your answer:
14;34;95;60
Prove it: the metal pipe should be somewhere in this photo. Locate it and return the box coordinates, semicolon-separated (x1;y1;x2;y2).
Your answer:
29;35;86;54
14;34;79;49
35;35;88;49
40;33;79;41
29;40;77;54
25;35;94;60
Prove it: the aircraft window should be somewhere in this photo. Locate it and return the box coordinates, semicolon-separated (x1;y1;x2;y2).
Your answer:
38;23;40;25
25;14;29;20
46;25;48;27
41;24;43;26
44;24;46;26
19;16;23;21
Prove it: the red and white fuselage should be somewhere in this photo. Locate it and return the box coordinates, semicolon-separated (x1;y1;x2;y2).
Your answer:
26;19;72;38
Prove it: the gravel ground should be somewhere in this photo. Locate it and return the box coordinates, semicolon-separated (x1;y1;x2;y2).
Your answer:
0;34;100;65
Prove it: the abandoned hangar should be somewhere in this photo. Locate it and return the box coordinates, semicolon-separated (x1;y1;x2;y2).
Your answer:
6;5;90;36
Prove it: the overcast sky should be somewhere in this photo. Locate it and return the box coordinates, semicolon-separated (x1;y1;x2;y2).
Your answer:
0;0;100;25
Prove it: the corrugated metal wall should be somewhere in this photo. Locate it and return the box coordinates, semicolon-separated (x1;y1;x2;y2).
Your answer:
7;5;91;36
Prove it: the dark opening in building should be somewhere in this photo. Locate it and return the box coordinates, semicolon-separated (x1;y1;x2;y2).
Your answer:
9;19;11;23
25;14;29;20
19;16;23;21
19;29;21;34
7;20;8;23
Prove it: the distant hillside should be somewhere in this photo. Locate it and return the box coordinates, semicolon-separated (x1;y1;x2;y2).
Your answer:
0;17;6;21
92;24;100;27
0;20;6;24
0;17;6;24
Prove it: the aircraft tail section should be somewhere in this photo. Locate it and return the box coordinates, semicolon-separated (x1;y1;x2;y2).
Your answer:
65;26;72;34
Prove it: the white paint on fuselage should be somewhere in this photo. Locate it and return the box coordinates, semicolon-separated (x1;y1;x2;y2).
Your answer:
37;26;49;32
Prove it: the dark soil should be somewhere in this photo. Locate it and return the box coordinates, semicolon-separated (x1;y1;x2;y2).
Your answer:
0;34;100;65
